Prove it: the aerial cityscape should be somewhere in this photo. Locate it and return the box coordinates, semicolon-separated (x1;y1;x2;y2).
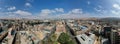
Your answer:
0;0;120;44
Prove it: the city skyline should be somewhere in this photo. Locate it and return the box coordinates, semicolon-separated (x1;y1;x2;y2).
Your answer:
0;0;120;19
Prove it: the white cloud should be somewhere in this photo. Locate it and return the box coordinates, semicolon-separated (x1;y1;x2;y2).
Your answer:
69;9;83;14
113;4;120;9
94;5;103;12
39;8;64;16
8;6;16;10
55;8;64;12
14;10;32;16
0;8;2;10
62;9;88;18
25;3;31;7
0;11;34;19
94;8;102;12
112;3;120;16
40;9;55;16
98;5;102;8
38;8;89;19
87;1;90;5
111;10;120;15
94;8;120;17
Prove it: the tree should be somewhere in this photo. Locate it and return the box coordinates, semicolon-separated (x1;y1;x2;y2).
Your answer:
51;34;57;41
42;34;58;44
57;32;75;44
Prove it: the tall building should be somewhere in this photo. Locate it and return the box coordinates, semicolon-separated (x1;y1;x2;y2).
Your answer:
103;27;112;38
111;30;120;44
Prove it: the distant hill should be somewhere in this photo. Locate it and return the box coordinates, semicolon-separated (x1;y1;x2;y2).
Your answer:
98;17;120;21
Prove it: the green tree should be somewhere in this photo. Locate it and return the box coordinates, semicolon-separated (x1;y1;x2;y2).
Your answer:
57;32;75;44
51;34;57;41
42;34;58;44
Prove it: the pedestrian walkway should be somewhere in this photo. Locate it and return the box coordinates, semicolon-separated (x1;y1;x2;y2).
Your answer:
20;35;27;44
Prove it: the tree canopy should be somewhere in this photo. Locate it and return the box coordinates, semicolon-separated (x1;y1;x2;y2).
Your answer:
57;32;76;44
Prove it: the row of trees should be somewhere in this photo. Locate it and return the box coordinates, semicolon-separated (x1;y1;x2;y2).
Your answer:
57;32;75;44
42;32;76;44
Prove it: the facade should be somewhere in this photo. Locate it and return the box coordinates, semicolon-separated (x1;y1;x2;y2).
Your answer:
76;34;94;44
111;30;120;44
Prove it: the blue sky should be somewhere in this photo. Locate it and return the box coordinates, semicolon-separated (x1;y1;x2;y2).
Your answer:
0;0;120;19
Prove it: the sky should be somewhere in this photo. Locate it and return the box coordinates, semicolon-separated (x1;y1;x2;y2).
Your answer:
0;0;120;19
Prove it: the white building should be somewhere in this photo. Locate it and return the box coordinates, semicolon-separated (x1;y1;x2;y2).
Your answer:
76;34;95;44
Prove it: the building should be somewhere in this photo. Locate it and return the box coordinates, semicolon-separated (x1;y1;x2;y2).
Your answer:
103;27;112;38
76;34;95;44
111;29;120;44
